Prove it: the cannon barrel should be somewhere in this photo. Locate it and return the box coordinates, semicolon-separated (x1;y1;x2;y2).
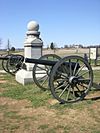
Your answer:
0;56;24;61
0;57;9;60
25;58;80;70
25;58;57;66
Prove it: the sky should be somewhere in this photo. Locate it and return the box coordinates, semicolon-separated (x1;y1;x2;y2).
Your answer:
0;0;100;49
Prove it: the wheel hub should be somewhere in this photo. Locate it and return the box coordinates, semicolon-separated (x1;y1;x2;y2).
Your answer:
69;76;78;85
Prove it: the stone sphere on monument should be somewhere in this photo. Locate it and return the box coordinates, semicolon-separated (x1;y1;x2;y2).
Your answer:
27;20;39;31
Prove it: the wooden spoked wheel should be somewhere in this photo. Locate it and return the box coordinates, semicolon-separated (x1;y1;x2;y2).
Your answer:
2;54;13;73
6;54;24;75
33;54;61;90
49;55;93;103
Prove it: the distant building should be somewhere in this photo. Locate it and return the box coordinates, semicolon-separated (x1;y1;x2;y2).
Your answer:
73;44;83;48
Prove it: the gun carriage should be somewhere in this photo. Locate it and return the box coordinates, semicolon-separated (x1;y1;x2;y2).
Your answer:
25;54;93;103
0;54;93;103
0;54;24;75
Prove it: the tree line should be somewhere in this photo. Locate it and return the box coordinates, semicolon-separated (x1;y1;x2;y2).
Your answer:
48;42;100;50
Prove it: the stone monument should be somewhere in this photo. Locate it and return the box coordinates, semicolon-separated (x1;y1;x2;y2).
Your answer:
16;20;43;85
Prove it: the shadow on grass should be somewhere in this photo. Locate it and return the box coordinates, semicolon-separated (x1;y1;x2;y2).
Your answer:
84;96;100;101
92;82;100;90
84;82;100;101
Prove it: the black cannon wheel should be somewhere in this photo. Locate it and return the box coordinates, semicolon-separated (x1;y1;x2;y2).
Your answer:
6;54;24;75
49;55;93;103
33;54;61;90
2;54;13;73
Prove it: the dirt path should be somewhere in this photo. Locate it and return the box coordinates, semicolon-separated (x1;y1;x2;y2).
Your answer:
0;94;100;133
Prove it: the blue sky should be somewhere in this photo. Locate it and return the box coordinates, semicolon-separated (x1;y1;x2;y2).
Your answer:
0;0;100;48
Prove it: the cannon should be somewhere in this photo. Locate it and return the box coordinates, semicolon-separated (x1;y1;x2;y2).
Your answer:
0;53;93;103
25;54;93;103
0;54;24;75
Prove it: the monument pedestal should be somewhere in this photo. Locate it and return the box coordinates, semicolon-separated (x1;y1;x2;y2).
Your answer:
16;20;43;85
16;69;33;85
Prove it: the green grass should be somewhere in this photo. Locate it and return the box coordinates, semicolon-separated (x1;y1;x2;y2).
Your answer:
0;84;51;107
0;60;3;70
0;123;20;132
0;70;100;109
93;70;100;82
0;74;51;108
89;59;100;66
4;111;20;119
38;124;49;130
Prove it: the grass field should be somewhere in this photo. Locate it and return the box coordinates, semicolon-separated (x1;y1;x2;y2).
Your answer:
0;48;100;132
43;48;89;57
0;70;100;133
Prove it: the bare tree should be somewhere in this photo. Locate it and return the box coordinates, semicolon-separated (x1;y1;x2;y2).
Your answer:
6;39;11;54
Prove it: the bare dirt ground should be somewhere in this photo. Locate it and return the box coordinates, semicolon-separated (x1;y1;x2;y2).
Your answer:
0;77;100;133
0;96;100;133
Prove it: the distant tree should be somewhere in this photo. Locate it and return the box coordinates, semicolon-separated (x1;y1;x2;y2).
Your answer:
50;42;55;50
79;44;83;48
64;45;68;48
11;47;15;51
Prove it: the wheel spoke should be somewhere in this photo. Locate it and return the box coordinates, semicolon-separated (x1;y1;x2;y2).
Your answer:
55;81;66;90
59;83;69;97
37;65;47;71
56;70;69;78
45;65;50;71
41;76;49;86
75;84;82;93
69;59;72;76
75;64;85;76
78;78;90;84
77;70;89;78
66;86;71;101
73;59;78;75
62;65;69;74
72;86;76;99
56;78;68;82
35;72;47;74
78;82;88;90
37;74;47;82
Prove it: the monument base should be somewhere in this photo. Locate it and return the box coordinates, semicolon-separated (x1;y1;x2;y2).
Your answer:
15;69;33;85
